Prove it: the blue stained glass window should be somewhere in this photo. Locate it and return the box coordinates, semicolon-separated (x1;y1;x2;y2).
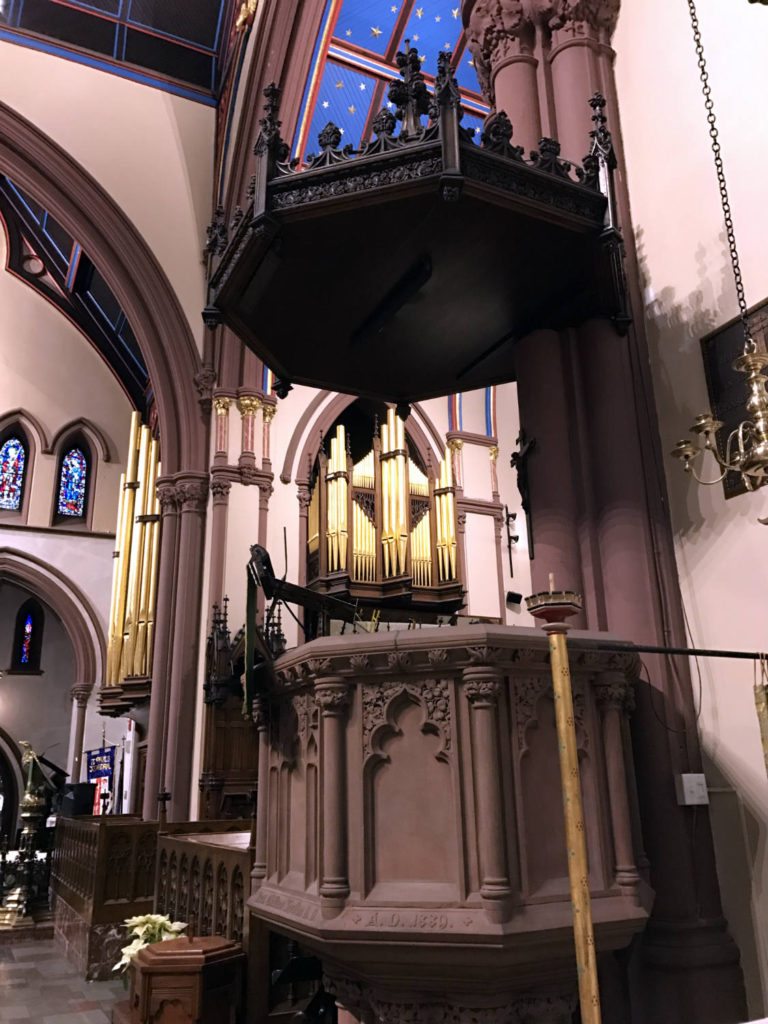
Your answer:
57;448;87;517
0;437;26;511
20;614;33;665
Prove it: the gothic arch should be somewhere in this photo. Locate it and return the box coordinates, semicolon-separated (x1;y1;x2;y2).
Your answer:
0;408;50;454
0;548;104;690
0;101;207;475
0;724;23;839
48;418;115;463
289;393;445;487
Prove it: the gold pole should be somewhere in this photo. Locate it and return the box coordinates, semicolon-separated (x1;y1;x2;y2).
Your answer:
526;580;602;1024
110;412;141;684
106;470;126;686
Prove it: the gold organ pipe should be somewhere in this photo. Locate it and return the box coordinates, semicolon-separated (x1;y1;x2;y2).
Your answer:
308;483;320;554
108;412;141;685
381;420;391;577
339;426;348;571
106;471;126;686
120;425;151;678
396;414;407;575
144;479;161;678
133;438;159;676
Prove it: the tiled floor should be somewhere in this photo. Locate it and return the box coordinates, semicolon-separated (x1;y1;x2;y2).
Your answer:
0;941;123;1023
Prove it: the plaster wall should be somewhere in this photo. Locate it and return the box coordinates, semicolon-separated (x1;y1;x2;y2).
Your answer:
615;0;768;1013
0;39;214;354
0;228;133;533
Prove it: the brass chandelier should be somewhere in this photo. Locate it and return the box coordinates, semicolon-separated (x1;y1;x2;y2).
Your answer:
671;0;768;490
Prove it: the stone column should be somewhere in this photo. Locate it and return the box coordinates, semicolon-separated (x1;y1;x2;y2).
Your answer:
251;695;271;890
261;402;276;471
238;394;262;474
547;1;619;160
212;396;231;465
143;478;181;820
514;330;586;624
208;474;232;618
594;670;639;900
463;665;512;918
315;677;352;910
463;1;541;154
163;473;209;822
68;684;91;783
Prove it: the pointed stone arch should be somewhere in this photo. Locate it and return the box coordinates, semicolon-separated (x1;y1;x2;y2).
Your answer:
0;101;207;475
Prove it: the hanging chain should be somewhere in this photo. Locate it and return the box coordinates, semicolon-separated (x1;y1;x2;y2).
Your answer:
687;0;755;353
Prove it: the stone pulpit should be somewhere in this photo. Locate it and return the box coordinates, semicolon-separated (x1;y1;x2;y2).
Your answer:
248;625;651;1022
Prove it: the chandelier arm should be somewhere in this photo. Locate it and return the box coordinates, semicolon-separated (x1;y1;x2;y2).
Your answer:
688;463;728;485
686;0;755;354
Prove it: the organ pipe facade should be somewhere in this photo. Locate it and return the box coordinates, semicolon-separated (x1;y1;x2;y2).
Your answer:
307;409;461;610
105;412;161;686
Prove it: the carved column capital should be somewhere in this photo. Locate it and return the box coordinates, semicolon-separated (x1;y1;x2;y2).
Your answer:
194;365;217;413
237;395;263;417
213;396;232;416
594;670;631;713
261;403;277;425
70;683;92;708
297;483;311;513
548;0;620;39
175;474;209;513
209;475;232;504
314;678;353;715
252;694;270;730
156;477;181;515
463;665;503;705
465;0;534;104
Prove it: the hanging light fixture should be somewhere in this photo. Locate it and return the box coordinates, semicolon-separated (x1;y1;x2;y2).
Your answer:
670;0;768;490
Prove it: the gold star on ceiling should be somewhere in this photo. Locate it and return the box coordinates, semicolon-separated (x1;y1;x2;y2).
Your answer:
419;54;426;62
391;4;398;11
413;32;419;40
371;25;382;37
435;14;441;21
416;7;423;17
359;82;366;90
346;28;352;35
336;81;343;88
452;7;459;17
348;105;356;114
322;100;329;108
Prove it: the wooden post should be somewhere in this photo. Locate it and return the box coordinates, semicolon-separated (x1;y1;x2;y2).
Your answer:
526;580;601;1024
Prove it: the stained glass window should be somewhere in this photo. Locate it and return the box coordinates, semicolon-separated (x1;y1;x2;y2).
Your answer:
20;614;33;665
0;437;26;511
11;599;43;672
57;447;87;517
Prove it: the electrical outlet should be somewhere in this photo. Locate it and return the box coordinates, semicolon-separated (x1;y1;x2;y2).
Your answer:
675;773;709;806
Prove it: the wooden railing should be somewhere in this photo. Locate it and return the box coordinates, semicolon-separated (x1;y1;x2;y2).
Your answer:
155;823;251;944
51;815;157;925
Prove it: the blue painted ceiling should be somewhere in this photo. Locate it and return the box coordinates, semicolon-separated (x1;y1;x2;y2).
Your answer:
294;0;489;159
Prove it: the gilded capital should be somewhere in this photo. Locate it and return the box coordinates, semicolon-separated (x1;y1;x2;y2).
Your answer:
238;395;262;417
489;445;500;462
262;404;277;424
447;437;464;453
213;396;232;416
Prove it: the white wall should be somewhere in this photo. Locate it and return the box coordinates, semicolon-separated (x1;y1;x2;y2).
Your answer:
615;1;768;1013
0;38;214;354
